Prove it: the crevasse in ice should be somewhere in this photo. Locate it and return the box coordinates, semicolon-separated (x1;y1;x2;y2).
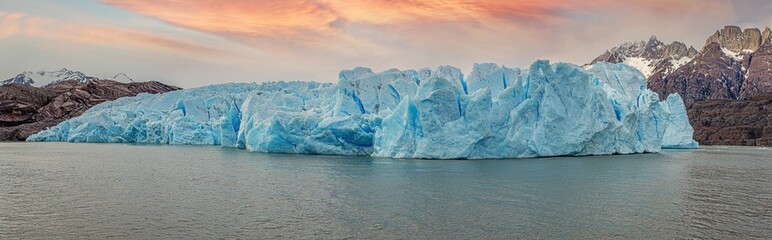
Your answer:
28;60;698;159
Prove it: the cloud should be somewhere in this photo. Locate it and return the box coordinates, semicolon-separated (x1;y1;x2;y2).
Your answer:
325;0;582;24
0;10;230;57
97;0;761;86
3;0;764;88
0;11;26;39
99;0;741;53
63;24;231;57
101;0;599;47
97;0;615;73
102;0;340;48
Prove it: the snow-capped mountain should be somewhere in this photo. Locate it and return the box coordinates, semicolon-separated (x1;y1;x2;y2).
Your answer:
0;68;133;87
590;36;698;78
592;26;772;103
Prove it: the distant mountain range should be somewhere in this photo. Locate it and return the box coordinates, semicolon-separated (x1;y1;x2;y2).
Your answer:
592;26;772;103
0;68;135;87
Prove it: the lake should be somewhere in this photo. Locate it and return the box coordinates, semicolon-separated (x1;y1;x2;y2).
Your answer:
1;143;771;239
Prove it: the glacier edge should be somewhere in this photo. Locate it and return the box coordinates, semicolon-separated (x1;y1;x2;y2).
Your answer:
28;60;699;159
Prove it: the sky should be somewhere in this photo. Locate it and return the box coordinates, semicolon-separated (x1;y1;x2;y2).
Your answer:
0;0;770;88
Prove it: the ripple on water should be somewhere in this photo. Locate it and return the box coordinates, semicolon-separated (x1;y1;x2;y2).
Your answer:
0;143;771;239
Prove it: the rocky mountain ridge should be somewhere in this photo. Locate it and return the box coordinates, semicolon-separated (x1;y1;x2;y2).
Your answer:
705;26;772;54
0;68;135;87
593;25;772;103
0;79;180;141
591;36;698;78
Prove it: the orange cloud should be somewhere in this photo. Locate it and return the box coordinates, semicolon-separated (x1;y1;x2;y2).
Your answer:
103;0;728;52
326;0;583;25
0;11;229;56
0;11;26;39
70;25;231;57
96;0;738;79
103;0;340;46
101;0;594;46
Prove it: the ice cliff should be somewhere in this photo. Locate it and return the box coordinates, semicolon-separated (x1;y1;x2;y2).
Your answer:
28;60;699;159
661;94;700;149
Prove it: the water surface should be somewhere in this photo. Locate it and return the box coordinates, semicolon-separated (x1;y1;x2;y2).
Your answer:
1;143;771;239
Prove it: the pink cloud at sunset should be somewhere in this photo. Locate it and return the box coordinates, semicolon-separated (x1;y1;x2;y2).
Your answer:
93;0;748;70
0;10;228;57
0;0;769;87
0;11;26;38
100;0;735;44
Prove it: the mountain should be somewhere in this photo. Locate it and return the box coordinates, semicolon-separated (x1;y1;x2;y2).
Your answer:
0;79;180;141
590;36;698;79
705;26;771;54
649;42;746;102
593;25;772;103
0;68;134;87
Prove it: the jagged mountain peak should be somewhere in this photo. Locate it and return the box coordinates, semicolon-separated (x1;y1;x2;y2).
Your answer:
629;26;770;103
1;69;135;87
591;25;772;103
1;74;35;86
592;37;697;62
591;36;698;78
706;25;768;54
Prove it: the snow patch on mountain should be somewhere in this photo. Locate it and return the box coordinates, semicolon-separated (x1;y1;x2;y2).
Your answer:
623;57;654;77
721;47;743;61
670;57;692;72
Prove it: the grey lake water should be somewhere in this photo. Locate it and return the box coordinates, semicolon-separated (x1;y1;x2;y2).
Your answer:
1;143;771;239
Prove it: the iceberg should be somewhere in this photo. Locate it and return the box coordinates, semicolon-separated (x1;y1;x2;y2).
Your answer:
28;60;698;159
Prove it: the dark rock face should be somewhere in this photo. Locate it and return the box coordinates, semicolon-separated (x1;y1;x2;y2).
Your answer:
740;42;772;99
0;80;180;141
656;35;772;103
687;94;772;146
650;42;745;103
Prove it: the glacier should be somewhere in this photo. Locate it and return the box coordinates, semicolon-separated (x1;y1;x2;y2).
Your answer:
28;60;699;159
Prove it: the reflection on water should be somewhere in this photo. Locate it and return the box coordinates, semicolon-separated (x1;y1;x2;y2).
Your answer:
1;143;770;239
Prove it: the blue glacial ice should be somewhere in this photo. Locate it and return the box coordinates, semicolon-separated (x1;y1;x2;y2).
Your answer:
661;94;699;149
28;60;699;159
